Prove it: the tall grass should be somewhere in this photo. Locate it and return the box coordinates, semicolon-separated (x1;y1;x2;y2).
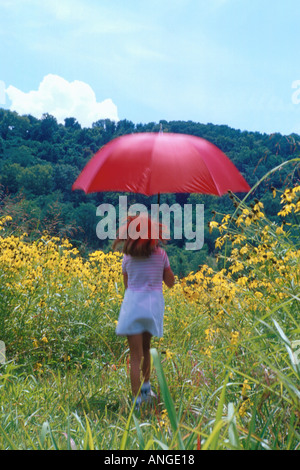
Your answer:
0;163;299;450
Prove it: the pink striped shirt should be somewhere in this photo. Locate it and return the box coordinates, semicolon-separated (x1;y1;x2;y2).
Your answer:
122;247;170;291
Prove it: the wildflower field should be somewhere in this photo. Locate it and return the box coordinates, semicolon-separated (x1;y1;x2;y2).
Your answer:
0;177;299;450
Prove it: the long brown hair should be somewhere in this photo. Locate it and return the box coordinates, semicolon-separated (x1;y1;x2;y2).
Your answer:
113;214;167;257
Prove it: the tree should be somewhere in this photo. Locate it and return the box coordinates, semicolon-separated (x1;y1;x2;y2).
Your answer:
54;164;79;197
64;117;81;130
19;164;54;196
73;202;99;246
6;145;36;167
115;119;135;136
0;137;4;156
0;163;24;193
39;113;59;142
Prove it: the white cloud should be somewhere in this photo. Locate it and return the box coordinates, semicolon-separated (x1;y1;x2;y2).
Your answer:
6;74;119;127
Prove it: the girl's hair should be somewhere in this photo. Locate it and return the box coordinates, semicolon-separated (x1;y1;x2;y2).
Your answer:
113;214;167;257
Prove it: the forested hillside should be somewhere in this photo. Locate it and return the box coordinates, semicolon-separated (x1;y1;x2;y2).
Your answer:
0;108;299;276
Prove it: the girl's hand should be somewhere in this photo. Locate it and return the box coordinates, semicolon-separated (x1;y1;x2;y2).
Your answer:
163;267;175;288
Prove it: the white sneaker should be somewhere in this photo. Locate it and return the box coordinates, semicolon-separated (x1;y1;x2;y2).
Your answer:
141;383;157;402
132;395;142;411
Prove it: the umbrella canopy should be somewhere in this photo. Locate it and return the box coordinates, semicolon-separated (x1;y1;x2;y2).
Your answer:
72;132;250;196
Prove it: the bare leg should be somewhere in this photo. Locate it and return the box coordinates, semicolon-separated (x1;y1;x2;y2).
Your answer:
127;334;143;397
127;332;152;396
142;332;152;383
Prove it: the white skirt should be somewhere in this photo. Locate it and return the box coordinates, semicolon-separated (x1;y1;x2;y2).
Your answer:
116;289;165;337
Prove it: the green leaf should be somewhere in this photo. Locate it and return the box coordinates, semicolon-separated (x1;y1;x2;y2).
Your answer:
83;413;95;450
151;348;185;450
205;374;229;450
227;402;241;449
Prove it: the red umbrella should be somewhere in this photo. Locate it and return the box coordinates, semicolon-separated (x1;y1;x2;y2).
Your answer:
72;132;250;196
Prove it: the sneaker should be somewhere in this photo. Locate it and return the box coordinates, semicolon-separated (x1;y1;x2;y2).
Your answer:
132;395;142;411
141;383;151;401
141;383;157;402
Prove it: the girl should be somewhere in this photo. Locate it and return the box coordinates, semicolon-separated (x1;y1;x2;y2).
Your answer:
113;214;175;407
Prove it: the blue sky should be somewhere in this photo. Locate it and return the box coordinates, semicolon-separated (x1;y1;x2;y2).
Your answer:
1;0;300;134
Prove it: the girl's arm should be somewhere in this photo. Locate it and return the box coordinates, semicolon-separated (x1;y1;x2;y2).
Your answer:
123;272;128;289
163;267;175;288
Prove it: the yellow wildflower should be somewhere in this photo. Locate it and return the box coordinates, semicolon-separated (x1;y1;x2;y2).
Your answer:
276;225;285;235
239;245;248;255
237;276;248;287
165;349;173;360
241;379;251;398
204;345;213;358
230;331;240;346
239;399;253;417
254;291;264;299
209;221;219;233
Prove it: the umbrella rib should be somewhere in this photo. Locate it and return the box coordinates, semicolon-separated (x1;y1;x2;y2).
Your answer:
144;134;157;196
189;140;231;195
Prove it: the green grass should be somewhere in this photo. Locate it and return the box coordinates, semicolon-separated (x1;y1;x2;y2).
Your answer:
0;171;300;450
1;319;299;450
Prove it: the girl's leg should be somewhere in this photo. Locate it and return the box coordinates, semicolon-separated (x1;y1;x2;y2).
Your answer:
127;334;143;397
142;332;152;383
